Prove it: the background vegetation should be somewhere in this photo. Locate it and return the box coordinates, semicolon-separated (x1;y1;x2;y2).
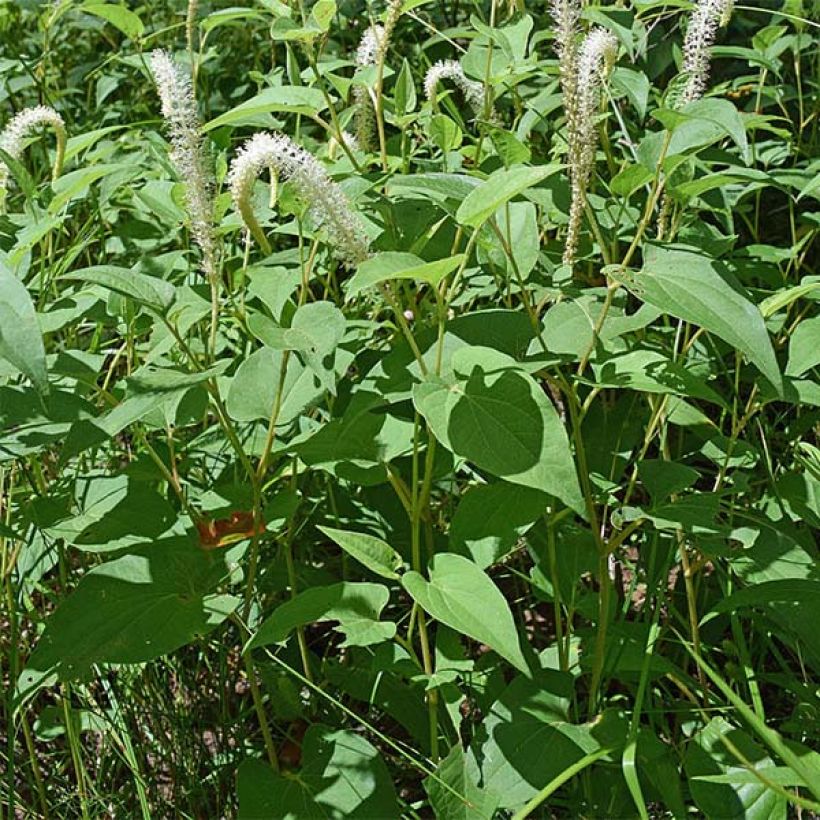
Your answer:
0;0;818;817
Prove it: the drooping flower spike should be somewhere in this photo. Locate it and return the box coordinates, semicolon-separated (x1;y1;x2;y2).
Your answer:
680;0;735;105
229;132;371;268
0;105;66;207
424;60;489;120
150;49;217;285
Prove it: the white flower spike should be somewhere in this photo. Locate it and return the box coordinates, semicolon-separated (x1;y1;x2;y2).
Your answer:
150;49;217;285
424;60;487;119
0;105;66;206
562;27;618;268
680;0;734;104
229;132;370;268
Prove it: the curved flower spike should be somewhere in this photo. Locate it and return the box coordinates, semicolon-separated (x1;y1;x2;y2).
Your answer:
0;105;66;206
229;132;371;268
150;49;217;285
424;60;488;120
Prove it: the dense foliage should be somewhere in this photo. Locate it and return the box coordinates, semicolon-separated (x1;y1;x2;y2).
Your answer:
1;0;818;816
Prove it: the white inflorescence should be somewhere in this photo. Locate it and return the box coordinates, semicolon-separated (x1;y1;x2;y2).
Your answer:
424;60;486;118
550;0;582;127
356;24;384;67
150;49;216;283
680;0;734;104
561;27;618;268
0;105;66;199
229;132;370;267
353;25;383;149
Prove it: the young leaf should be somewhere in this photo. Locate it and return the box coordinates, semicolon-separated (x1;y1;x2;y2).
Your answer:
402;553;530;674
346;252;464;297
317;526;403;579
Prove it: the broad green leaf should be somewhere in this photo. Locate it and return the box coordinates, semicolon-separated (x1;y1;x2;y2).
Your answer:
285;301;346;392
655;98;749;161
786;316;820;376
685;717;787;820
203;86;327;131
456;163;560;227
62;265;175;312
317;526;403;579
17;539;236;703
402;553;529;674
40;473;177;552
424;746;499;820
474;674;598;809
49;163;128;213
0;267;48;396
238;726;399;819
413;347;584;513
82;3;144;39
628;245;783;395
450;482;548;568
346;252;465;296
226;347;323;425
247;582;395;649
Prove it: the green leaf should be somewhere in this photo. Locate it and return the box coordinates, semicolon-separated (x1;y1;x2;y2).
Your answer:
346;252;465;297
285;301;346;393
317;526;403;580
686;653;820;802
226;347;322;424
629;245;783;395
402;553;529;674
786;316;820;376
760;282;820;317
237;726;399;819
0;267;49;396
17;539;236;703
655;98;749;161
424;746;499;820
685;717;788;820
203;86;327;131
707;579;820;617
475;674;600;809
62;265;175;313
450;481;548;568
82;3;145;39
456;164;560;227
201;7;264;33
247;582;396;649
413;347;584;513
